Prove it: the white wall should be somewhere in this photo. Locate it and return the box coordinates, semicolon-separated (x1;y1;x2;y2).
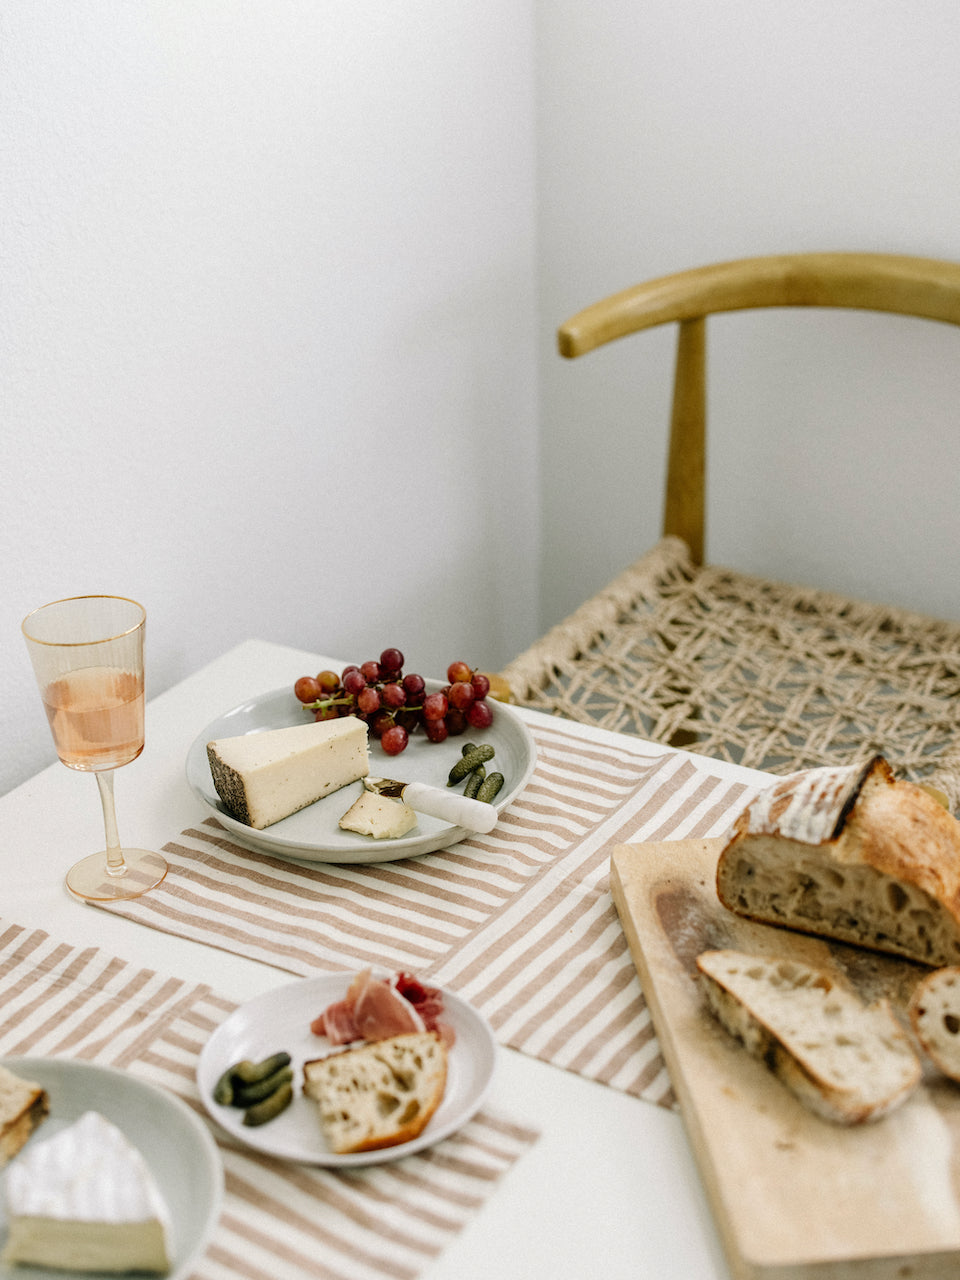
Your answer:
8;3;960;799
0;4;539;795
537;2;960;630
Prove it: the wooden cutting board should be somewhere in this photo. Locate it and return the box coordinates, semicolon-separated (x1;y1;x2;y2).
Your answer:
611;837;960;1280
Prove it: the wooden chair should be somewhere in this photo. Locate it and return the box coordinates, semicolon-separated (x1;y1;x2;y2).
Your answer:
502;253;960;804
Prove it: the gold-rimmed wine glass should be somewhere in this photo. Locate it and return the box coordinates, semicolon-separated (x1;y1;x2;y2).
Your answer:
21;595;168;901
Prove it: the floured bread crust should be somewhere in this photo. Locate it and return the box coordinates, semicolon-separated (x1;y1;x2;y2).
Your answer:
717;756;960;967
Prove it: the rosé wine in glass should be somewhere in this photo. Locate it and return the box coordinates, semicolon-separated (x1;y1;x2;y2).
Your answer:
42;665;144;771
22;595;167;902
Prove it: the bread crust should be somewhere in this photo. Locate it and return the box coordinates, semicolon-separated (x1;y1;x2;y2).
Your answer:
717;757;960;967
303;1032;447;1154
0;1065;49;1166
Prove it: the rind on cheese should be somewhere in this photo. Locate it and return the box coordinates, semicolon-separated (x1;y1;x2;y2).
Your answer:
0;1062;48;1166
1;1110;171;1273
207;716;370;829
339;790;417;839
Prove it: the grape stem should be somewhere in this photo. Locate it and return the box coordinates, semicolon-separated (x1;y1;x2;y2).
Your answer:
305;696;427;715
305;696;355;711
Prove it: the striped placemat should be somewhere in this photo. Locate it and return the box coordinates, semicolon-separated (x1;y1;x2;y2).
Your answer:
103;723;758;1109
0;921;539;1280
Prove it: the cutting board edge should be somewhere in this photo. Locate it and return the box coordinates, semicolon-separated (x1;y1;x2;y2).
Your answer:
611;839;760;1280
610;839;960;1280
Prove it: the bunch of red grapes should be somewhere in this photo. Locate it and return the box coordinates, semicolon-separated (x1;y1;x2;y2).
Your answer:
293;648;494;757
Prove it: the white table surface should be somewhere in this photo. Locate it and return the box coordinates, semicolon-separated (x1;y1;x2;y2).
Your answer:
0;638;772;1280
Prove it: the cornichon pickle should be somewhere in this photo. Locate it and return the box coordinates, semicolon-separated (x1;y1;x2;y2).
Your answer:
448;745;494;785
463;766;486;798
233;1064;294;1106
476;772;504;804
212;1064;244;1106
461;742;478;756
233;1051;291;1084
242;1081;293;1127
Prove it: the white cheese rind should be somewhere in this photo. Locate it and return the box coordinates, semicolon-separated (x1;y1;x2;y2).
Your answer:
339;790;417;839
1;1110;171;1273
207;716;370;829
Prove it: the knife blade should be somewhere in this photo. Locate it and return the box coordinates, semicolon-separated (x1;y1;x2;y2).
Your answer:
363;776;499;833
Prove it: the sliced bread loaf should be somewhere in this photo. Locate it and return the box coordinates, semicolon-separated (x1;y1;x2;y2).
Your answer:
0;1063;48;1166
716;757;960;968
697;949;921;1124
302;1032;447;1154
909;966;960;1082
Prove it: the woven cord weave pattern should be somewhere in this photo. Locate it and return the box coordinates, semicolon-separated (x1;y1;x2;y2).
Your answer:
502;537;960;807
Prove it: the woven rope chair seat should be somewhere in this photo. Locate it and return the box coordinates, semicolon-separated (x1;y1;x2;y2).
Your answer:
502;537;960;806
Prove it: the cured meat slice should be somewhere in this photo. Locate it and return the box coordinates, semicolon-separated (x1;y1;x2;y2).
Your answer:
310;969;454;1046
311;999;359;1045
353;976;425;1040
394;972;455;1045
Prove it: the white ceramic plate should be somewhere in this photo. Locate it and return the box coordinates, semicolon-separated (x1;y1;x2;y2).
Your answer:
0;1056;222;1280
196;974;497;1166
185;683;537;863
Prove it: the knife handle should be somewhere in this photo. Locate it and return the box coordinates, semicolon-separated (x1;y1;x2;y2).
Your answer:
401;782;500;833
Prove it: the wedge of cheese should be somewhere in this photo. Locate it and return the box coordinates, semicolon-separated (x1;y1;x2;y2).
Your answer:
339;789;417;839
207;716;369;829
1;1110;171;1273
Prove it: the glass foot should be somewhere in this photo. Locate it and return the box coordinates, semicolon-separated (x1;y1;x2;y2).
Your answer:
65;848;168;902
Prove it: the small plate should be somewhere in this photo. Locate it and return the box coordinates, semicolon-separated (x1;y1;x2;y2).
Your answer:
0;1057;222;1280
185;683;537;863
196;974;497;1166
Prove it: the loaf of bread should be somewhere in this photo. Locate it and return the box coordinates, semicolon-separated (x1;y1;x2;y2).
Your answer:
909;966;960;1082
697;949;921;1124
0;1063;48;1166
716;756;960;968
302;1032;447;1154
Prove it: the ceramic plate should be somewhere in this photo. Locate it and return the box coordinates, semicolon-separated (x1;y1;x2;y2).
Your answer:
0;1057;222;1280
185;683;537;863
196;974;497;1166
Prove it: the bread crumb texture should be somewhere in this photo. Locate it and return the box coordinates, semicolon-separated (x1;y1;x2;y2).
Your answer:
697;949;921;1124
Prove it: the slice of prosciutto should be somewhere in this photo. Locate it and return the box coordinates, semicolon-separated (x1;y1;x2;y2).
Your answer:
310;969;455;1047
353;971;425;1040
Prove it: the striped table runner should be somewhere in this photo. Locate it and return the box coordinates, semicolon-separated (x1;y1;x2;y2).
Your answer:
103;723;758;1109
0;922;539;1280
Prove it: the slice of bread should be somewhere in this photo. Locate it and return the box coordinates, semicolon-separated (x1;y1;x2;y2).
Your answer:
909;966;960;1082
0;1063;49;1165
302;1032;447;1154
697;949;921;1124
716;757;960;968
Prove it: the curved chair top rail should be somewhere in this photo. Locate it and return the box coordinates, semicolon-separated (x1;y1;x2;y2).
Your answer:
557;252;960;358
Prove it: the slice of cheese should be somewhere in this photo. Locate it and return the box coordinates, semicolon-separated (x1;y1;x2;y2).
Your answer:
207;716;369;829
1;1110;172;1273
0;1062;48;1166
339;789;417;839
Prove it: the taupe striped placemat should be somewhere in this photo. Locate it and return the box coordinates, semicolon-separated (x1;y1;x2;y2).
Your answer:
102;723;758;1109
0;922;539;1280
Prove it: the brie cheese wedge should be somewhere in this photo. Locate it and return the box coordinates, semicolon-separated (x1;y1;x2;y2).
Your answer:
339;789;417;839
207;715;369;829
1;1110;172;1273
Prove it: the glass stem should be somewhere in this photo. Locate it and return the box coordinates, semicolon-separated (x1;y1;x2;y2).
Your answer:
95;770;128;877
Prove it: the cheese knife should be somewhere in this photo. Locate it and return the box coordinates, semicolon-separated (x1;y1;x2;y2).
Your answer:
363;776;500;833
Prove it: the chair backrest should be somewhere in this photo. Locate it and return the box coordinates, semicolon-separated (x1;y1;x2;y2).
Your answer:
557;253;960;564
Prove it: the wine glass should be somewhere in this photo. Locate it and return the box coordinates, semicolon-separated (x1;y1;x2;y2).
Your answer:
21;595;168;902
